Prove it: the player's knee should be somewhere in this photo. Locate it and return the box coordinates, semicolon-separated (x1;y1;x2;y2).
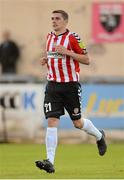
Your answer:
73;119;83;129
74;124;83;129
48;118;59;127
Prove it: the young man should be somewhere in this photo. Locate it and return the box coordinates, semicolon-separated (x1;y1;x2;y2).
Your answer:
35;10;107;173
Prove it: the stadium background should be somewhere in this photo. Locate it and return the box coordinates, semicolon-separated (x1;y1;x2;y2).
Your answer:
0;0;124;143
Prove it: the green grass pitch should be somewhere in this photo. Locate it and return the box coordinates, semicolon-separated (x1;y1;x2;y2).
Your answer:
0;143;124;179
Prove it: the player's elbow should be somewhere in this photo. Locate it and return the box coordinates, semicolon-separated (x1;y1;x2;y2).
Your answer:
84;55;90;65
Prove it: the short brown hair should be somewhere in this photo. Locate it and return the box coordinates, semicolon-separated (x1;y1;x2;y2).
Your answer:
52;10;69;20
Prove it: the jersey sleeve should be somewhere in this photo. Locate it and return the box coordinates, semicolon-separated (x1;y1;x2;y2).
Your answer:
47;33;51;40
69;32;88;55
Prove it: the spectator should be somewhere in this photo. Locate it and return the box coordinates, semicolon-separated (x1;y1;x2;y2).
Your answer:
0;30;20;74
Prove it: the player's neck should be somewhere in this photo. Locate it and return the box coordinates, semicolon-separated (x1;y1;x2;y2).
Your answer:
54;28;67;36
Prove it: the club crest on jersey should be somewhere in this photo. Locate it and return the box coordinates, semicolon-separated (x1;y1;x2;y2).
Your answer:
47;51;65;58
73;108;79;114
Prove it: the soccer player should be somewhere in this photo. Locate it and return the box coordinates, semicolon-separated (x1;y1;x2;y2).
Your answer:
35;10;107;173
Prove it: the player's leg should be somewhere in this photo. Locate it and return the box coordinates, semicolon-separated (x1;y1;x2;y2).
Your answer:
64;82;107;156
46;118;59;165
73;118;102;141
72;118;107;155
35;117;59;173
35;82;64;173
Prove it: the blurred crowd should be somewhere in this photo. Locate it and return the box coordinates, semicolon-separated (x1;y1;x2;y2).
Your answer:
0;30;20;75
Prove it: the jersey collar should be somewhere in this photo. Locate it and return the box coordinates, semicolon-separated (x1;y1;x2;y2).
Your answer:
51;29;69;37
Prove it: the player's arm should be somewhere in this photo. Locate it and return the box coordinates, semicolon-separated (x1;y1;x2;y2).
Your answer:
40;37;48;66
55;46;89;65
40;56;47;66
55;33;90;65
65;49;89;65
69;33;90;65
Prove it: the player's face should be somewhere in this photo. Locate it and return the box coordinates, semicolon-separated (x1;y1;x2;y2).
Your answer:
51;13;68;32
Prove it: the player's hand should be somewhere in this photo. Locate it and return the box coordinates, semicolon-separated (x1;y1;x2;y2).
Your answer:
40;57;47;66
55;45;68;55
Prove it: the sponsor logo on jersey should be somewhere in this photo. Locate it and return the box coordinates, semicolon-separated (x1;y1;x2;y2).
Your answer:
47;51;65;58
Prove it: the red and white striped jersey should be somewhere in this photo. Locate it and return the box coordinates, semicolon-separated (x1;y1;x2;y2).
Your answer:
46;29;87;82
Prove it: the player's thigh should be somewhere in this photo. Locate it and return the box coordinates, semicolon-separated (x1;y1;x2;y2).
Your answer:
64;82;82;120
44;83;64;119
44;100;64;119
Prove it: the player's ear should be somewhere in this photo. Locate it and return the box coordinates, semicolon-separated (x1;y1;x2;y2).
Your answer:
65;19;68;24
